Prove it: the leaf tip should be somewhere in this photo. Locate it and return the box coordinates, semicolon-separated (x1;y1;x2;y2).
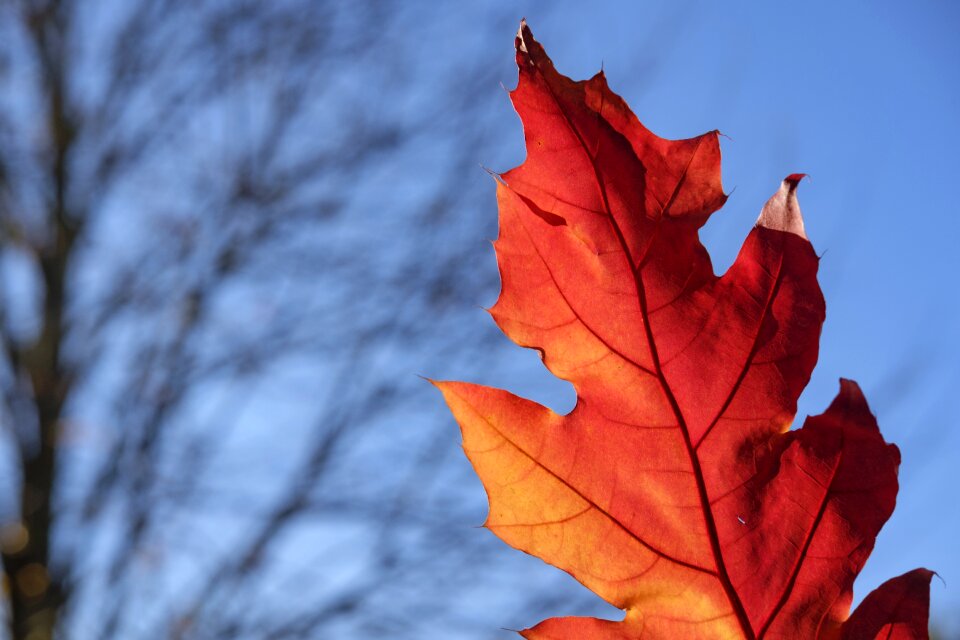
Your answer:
515;19;549;71
843;568;935;639
480;164;504;183
836;376;863;396
428;378;462;399
757;174;808;239
516;19;530;54
821;378;895;446
831;377;869;414
780;172;806;184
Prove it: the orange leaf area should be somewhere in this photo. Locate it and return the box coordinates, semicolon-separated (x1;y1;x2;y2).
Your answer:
435;22;932;640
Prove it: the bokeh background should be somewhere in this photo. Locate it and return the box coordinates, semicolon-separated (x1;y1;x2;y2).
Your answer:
0;1;957;638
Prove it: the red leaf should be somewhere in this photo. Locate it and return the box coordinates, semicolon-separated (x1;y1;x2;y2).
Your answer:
435;22;932;639
842;569;935;640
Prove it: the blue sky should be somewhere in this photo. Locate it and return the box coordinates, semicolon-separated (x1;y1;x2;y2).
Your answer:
446;0;960;633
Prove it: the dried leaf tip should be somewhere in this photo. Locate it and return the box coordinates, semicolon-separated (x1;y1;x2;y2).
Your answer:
757;174;808;239
516;19;529;53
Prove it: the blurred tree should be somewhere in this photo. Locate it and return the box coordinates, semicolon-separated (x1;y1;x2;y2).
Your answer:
0;1;566;638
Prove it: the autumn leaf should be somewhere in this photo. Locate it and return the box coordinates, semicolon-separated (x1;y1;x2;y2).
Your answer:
434;21;933;640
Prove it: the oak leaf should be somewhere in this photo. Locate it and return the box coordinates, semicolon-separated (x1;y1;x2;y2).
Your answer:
435;22;932;640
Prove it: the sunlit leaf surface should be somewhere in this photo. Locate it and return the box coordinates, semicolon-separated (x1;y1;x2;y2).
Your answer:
436;22;932;640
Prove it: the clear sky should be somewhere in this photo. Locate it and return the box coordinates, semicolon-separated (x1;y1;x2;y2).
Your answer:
444;0;960;634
